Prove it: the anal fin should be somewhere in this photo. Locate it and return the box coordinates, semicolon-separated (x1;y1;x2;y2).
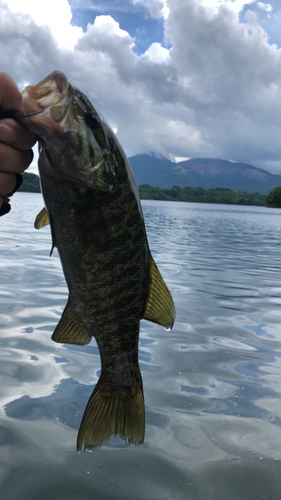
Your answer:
52;298;91;346
143;253;176;330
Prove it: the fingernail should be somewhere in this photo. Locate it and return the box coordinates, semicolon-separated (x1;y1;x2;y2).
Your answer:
0;202;11;216
7;173;23;196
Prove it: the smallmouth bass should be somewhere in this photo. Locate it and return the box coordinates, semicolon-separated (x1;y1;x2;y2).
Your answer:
16;71;175;451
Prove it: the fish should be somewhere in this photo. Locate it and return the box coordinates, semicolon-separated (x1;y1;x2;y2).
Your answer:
15;71;175;452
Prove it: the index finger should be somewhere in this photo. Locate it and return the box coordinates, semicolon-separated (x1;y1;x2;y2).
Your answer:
0;72;24;113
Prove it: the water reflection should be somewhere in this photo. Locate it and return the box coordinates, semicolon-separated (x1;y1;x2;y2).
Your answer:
1;194;281;498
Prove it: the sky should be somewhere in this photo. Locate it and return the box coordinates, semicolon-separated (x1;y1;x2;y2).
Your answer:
1;0;281;173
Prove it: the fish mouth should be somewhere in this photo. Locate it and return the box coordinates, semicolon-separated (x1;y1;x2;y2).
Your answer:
16;71;114;191
15;71;75;141
21;71;69;114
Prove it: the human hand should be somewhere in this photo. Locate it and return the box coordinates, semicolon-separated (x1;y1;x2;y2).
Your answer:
0;72;37;216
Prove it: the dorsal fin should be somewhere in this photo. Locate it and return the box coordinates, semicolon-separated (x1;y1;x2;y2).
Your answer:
142;253;175;330
52;298;91;346
34;207;50;229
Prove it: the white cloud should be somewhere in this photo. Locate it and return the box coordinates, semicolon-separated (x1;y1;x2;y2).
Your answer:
7;0;82;49
257;2;273;12
92;15;132;39
133;0;170;19
2;0;281;172
201;0;257;13
143;42;170;62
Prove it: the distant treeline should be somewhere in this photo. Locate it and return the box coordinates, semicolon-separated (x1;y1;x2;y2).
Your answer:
19;172;41;192
18;173;268;206
139;184;266;206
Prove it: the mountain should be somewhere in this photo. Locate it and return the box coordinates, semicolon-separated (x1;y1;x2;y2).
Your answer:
129;154;281;194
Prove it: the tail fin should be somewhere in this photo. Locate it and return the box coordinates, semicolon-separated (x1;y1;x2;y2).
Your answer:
76;377;145;452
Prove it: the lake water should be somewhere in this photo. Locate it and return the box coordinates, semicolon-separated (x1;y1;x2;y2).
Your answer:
1;192;281;500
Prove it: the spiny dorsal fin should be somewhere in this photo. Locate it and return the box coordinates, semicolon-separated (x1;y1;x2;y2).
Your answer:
52;299;91;346
143;253;175;330
34;207;50;229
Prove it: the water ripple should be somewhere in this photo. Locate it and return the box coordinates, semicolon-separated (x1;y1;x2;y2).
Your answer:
0;195;281;498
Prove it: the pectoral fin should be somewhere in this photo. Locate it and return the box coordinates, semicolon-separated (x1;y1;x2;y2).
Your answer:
143;254;176;330
34;207;56;256
34;207;50;229
52;299;91;346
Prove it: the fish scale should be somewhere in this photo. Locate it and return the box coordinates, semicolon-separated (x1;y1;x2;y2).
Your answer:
15;71;175;451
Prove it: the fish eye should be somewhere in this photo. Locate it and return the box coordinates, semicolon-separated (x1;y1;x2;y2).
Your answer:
85;111;100;129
